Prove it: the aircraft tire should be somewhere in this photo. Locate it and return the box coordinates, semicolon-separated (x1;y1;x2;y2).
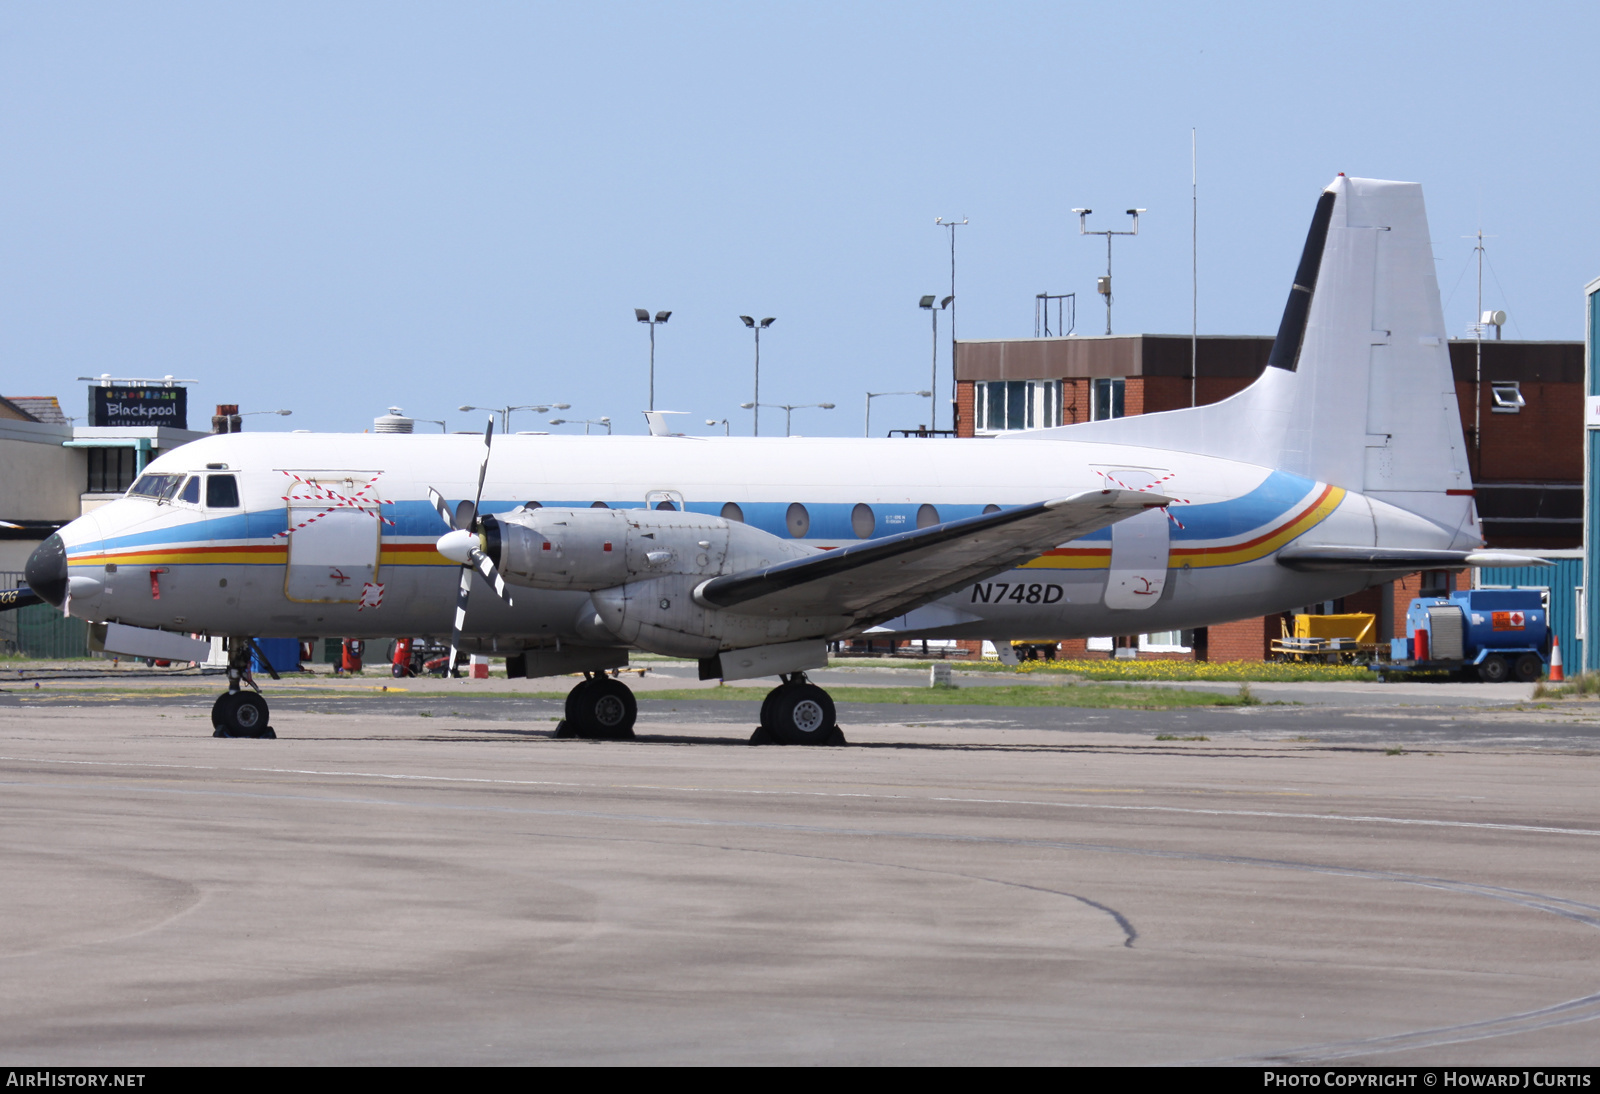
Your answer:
213;692;272;738
763;683;837;746
1478;654;1510;684
564;678;637;739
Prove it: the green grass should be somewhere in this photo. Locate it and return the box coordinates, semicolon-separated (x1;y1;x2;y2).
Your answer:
1533;672;1600;699
635;684;1267;710
832;657;1377;682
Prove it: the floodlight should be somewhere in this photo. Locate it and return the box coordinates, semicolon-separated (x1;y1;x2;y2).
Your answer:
740;315;755;327
919;295;936;309
634;309;649;322
655;311;671;323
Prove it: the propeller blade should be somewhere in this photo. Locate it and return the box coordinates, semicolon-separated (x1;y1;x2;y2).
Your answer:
470;549;512;604
448;565;473;675
471;417;494;522
445;418;501;677
427;487;457;530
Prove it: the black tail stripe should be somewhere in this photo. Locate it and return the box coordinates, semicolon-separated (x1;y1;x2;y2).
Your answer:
1266;189;1338;373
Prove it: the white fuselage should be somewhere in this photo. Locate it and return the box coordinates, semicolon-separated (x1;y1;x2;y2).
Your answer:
54;431;1459;651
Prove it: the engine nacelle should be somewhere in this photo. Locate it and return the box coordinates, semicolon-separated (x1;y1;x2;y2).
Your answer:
480;506;810;592
590;574;852;659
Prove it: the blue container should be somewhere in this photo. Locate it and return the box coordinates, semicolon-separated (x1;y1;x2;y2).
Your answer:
1448;589;1547;657
250;638;302;675
1473;556;1581;668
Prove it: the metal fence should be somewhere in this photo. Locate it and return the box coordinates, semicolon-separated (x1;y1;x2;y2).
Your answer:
0;570;90;659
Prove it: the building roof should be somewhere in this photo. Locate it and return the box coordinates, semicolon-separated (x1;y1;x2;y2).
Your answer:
3;396;67;424
0;396;38;422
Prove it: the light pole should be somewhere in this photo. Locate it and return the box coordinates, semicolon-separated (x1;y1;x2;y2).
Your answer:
935;216;967;429
548;417;612;435
705;418;730;436
635;309;671;411
739;315;775;435
742;401;834;437
1074;207;1144;335
459;403;570;433
865;390;932;437
415;418;448;433
917;295;952;429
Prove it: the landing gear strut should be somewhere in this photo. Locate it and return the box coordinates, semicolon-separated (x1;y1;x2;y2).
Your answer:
212;636;275;739
555;672;638;739
754;673;845;746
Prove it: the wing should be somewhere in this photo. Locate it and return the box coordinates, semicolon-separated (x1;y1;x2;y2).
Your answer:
1276;546;1551;572
694;489;1170;626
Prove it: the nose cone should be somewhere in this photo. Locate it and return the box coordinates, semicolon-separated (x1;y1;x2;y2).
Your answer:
25;533;68;608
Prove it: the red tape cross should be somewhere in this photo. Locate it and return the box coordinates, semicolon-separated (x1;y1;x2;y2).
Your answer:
275;471;396;537
1097;471;1190;529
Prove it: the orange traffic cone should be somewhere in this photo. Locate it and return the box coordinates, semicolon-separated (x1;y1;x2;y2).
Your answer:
1549;634;1564;683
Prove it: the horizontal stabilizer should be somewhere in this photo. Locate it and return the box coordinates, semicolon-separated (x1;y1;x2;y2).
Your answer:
1277;547;1551;573
0;586;41;613
695;489;1169;625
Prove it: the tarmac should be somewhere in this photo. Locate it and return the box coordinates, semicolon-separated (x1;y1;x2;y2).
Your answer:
2;661;1599;1065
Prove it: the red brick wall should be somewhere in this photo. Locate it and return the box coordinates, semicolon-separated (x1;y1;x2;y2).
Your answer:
1206;616;1272;661
1140;375;1256;414
1455;379;1582;483
955;381;976;438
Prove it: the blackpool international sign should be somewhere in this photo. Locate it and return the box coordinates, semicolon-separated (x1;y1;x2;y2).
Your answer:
88;385;188;429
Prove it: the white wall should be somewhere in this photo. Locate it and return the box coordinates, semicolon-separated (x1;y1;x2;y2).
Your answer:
0;420;83;521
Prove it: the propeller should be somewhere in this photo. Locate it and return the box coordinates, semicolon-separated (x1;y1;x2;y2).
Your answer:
430;418;513;675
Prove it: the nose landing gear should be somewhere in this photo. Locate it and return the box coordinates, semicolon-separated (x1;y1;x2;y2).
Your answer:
555;672;638;739
754;673;846;746
212;636;276;739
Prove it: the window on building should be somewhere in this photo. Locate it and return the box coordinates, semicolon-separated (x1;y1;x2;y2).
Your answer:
1139;631;1191;653
1490;381;1525;414
87;448;138;494
974;380;1064;433
1092;378;1125;421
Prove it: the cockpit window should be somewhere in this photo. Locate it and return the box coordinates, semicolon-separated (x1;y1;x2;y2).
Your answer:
179;476;201;504
128;473;184;500
206;474;240;509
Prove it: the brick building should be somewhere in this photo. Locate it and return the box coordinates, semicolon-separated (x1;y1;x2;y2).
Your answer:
951;334;1582;660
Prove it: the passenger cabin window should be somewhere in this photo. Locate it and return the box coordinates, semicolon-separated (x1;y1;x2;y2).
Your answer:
179;476;201;504
206;474;240;509
128;473;184;501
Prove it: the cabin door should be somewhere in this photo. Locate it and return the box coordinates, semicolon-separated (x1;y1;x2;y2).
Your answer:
282;472;385;603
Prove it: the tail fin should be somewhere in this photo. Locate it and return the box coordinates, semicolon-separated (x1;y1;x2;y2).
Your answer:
1029;175;1477;545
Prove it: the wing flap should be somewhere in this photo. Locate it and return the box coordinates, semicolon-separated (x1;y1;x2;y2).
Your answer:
694;489;1169;624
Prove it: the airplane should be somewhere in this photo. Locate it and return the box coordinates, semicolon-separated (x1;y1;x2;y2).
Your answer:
21;175;1539;743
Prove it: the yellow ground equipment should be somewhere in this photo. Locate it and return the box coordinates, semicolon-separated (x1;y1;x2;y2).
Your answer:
1271;613;1377;663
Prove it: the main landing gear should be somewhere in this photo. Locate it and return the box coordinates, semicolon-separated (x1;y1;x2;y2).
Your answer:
752;673;846;746
212;636;275;739
555;671;638;739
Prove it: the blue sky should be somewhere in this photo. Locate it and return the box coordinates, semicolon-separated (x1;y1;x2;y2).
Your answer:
2;2;1593;436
